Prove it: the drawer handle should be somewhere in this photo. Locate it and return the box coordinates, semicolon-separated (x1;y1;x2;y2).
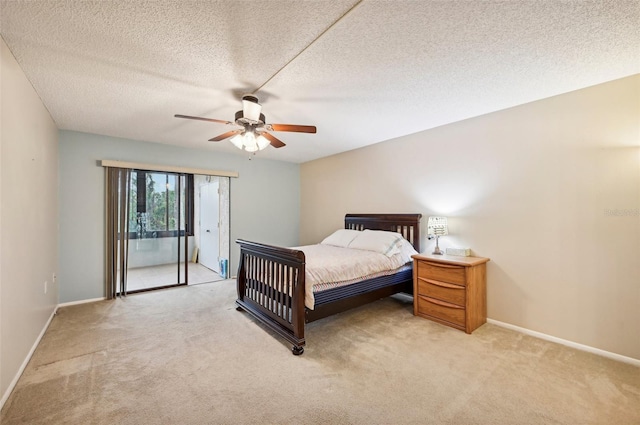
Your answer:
419;278;463;289
421;296;464;309
425;262;463;269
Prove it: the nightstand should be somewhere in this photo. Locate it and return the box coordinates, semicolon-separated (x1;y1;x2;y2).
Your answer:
412;253;490;334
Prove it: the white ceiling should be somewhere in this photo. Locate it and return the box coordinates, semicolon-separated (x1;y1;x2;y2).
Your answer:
1;1;638;163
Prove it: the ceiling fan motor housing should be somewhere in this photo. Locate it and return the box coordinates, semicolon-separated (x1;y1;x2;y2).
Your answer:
235;110;265;126
242;94;259;104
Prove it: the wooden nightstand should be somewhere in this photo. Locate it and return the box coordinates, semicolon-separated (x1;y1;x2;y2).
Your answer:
412;253;490;334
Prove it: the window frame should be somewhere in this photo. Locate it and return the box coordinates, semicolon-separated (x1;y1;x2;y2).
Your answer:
128;170;194;239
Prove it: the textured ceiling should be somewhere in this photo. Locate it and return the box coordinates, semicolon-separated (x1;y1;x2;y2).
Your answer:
1;1;638;163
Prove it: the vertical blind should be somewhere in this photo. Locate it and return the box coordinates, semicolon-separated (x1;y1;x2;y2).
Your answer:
105;167;131;298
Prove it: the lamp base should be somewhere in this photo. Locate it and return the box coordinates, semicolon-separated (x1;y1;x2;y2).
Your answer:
431;234;444;255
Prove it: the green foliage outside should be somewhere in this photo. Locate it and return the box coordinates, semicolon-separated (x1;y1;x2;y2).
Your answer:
129;172;183;237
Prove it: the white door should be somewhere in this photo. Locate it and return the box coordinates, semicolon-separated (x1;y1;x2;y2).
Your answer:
199;181;220;273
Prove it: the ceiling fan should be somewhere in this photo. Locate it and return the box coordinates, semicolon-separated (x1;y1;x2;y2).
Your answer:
175;95;316;152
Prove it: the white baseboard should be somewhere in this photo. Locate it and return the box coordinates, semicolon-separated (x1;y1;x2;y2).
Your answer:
487;318;640;367
57;297;105;308
0;307;57;410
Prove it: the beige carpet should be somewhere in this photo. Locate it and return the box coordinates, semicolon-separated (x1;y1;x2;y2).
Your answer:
2;279;639;425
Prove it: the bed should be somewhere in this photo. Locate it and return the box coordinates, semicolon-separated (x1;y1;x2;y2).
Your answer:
235;213;422;355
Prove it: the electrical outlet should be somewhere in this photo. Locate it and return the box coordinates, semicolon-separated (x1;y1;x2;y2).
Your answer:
44;281;48;294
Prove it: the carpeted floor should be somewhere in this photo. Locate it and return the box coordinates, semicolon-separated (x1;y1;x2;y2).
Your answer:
2;279;639;424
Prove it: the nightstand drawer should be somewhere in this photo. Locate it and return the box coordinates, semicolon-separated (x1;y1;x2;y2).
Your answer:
417;261;466;286
417;277;465;306
417;295;465;327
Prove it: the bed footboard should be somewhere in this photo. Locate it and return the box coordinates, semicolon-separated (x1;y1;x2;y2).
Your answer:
235;239;306;355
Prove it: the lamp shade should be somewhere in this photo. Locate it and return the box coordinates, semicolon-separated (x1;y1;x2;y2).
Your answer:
256;134;270;150
229;133;244;149
427;216;448;236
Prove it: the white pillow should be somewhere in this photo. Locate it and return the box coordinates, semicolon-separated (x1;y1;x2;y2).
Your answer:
320;229;362;248
395;237;419;263
348;229;403;257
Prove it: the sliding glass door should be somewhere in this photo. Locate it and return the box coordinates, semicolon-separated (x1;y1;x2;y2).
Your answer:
126;171;189;292
105;168;230;296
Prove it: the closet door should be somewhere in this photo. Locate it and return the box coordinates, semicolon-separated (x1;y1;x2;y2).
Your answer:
198;180;220;273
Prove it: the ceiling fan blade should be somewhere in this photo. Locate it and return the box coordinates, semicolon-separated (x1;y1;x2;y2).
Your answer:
175;114;232;125
267;124;317;134
209;129;242;142
261;132;286;148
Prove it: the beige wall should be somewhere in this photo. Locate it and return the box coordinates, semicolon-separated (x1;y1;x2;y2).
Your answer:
301;75;640;360
0;38;59;402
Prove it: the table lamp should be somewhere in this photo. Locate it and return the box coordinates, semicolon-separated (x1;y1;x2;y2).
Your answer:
427;216;448;255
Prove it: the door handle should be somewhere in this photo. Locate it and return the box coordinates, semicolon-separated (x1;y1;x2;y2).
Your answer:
206;230;211;233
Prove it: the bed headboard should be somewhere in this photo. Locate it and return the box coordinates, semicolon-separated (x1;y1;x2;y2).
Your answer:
345;214;422;252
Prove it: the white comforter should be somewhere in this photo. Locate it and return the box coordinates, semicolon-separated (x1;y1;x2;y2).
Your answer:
292;244;409;309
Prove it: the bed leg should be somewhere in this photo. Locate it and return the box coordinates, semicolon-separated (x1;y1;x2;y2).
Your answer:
292;346;304;356
236;306;243;311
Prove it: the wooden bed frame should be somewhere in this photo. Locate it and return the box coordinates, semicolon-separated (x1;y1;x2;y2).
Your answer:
235;213;422;355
